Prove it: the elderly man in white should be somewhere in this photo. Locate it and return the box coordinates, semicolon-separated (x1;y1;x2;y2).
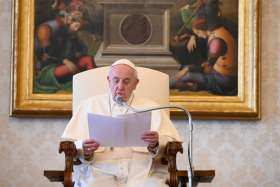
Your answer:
62;59;181;187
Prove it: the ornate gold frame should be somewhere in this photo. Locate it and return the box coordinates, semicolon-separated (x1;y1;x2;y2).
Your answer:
10;0;261;119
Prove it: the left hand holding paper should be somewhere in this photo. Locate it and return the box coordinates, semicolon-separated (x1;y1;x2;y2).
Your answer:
141;130;159;147
83;139;100;157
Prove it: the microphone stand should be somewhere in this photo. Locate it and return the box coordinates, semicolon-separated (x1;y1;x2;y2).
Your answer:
121;101;194;187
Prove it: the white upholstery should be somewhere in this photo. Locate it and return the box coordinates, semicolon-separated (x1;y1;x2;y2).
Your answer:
72;66;170;114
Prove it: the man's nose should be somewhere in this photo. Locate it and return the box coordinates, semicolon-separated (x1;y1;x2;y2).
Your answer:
117;81;125;90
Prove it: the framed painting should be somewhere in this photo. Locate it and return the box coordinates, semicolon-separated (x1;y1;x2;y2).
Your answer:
10;0;261;119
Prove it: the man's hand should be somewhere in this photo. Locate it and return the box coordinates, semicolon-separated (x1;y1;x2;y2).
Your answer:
141;131;159;148
82;139;100;158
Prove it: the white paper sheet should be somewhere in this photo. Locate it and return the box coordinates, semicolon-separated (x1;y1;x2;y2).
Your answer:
88;111;151;147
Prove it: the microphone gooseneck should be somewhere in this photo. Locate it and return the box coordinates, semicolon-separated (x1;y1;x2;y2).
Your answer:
122;102;194;187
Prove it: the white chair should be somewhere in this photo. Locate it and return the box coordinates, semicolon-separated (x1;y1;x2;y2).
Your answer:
44;66;183;187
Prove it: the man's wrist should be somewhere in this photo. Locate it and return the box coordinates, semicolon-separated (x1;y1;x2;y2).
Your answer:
148;142;159;154
84;152;94;161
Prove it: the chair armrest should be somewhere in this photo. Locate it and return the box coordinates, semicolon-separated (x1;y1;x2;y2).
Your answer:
59;141;78;187
164;141;183;187
44;141;78;187
163;141;215;186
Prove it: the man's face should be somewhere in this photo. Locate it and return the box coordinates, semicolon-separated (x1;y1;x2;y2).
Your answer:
107;64;139;101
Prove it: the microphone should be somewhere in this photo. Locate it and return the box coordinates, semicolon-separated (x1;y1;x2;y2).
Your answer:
118;98;194;186
115;95;126;106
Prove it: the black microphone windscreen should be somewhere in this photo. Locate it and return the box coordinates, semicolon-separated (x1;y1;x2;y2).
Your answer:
115;96;125;105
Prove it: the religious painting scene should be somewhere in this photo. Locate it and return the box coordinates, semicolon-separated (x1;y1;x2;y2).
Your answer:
170;0;238;96
34;0;102;93
33;0;238;96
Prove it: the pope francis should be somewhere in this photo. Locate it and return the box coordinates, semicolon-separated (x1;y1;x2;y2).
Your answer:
62;59;181;187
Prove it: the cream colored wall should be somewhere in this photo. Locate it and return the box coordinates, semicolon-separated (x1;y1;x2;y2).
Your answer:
0;1;279;187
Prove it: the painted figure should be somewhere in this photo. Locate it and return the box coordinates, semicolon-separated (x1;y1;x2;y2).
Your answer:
170;0;238;95
34;0;99;93
171;17;237;95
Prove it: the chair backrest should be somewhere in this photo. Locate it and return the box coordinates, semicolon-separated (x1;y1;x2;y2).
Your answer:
72;66;169;114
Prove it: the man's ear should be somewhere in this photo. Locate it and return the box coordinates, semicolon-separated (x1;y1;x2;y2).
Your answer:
107;76;111;86
134;79;139;89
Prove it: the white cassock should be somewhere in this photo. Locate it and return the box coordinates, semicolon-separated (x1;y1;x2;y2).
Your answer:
62;93;181;187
